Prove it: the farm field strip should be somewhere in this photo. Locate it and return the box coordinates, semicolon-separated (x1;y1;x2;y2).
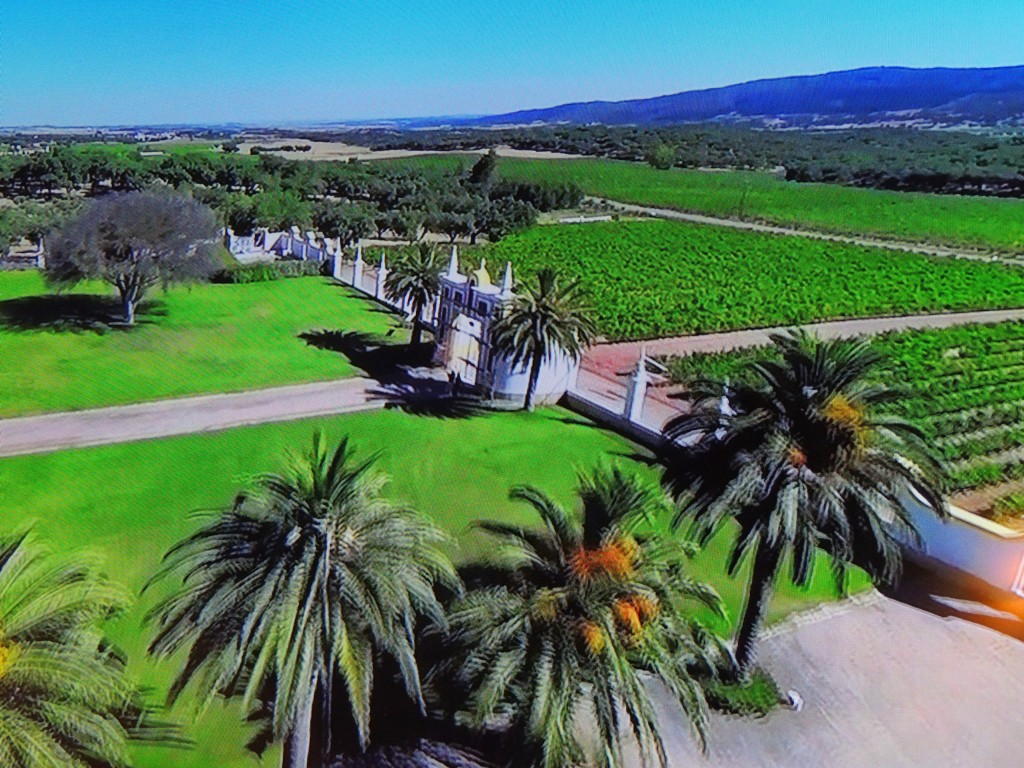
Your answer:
661;321;1024;495
482;218;1024;341
489;156;1024;254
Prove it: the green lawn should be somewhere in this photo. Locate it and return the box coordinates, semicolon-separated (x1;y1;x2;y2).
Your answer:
483;219;1024;341
0;407;868;767
492;156;1024;253
0;272;406;416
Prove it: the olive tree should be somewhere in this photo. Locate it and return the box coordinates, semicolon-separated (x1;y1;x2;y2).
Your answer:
45;191;220;325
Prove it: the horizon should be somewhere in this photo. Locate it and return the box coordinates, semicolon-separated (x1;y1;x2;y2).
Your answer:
7;63;1024;131
4;0;1024;127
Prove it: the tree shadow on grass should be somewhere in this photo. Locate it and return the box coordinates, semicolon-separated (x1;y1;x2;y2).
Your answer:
0;294;166;333
328;284;407;317
606;449;661;468
300;329;488;420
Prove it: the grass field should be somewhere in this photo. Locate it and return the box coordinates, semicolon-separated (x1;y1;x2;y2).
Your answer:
69;140;223;158
483;219;1024;341
493;156;1024;253
662;320;1024;495
0;407;869;767
0;272;405;416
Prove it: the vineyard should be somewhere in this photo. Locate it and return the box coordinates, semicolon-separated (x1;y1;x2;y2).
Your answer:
483;219;1024;341
491;157;1024;254
661;321;1024;510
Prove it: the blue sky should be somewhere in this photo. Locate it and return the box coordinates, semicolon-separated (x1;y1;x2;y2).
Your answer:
3;0;1023;126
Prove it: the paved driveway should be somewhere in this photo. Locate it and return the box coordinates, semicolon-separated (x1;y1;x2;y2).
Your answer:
637;585;1024;767
0;378;385;457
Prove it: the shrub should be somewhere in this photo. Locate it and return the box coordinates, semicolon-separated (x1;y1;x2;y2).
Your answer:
703;668;782;717
212;259;326;284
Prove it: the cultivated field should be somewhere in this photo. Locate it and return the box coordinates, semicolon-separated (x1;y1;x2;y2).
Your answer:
0;407;869;767
494;157;1024;253
0;272;405;416
483;219;1024;341
663;321;1024;502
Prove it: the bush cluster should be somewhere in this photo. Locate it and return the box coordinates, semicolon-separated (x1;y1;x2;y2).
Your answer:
212;259;326;283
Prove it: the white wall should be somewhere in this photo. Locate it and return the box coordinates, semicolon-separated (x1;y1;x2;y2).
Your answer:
905;493;1024;597
491;349;580;404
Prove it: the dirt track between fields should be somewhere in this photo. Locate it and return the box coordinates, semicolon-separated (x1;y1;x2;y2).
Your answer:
593;196;1014;263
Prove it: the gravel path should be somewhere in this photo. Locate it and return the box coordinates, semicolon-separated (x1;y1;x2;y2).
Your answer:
585;307;1024;381
574;307;1024;433
0;378;385;457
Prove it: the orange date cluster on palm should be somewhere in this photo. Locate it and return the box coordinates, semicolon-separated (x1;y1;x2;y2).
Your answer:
577;593;661;656
568;536;640;582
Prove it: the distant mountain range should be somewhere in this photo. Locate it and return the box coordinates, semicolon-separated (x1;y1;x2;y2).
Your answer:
463;66;1024;129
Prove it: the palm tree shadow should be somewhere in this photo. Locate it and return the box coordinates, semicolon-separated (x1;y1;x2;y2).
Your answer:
882;561;1024;643
301;329;488;420
606;449;661;467
0;294;165;332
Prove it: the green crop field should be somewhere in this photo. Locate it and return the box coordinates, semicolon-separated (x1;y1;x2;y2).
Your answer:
69;140;223;159
0;272;405;416
493;157;1024;254
0;407;868;767
662;320;1024;495
483;219;1024;341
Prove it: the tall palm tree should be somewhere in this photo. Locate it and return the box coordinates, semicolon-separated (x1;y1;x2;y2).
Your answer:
0;532;144;767
384;243;444;347
661;331;945;680
442;467;726;768
491;268;596;412
147;433;459;768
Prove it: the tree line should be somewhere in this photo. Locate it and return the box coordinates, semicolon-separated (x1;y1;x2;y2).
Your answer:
319;124;1024;197
0;146;583;250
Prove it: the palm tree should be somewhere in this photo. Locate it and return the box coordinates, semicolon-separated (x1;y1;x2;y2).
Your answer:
661;331;946;680
147;433;459;768
442;467;726;768
384;243;444;347
0;532;144;767
491;268;596;412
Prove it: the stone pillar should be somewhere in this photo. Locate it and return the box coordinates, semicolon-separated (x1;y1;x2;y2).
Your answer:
567;359;581;393
624;350;649;424
332;246;344;281
375;253;388;300
352;244;364;291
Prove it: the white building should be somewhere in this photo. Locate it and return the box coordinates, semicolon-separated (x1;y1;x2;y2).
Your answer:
225;227;340;264
225;229;581;405
432;247;579;405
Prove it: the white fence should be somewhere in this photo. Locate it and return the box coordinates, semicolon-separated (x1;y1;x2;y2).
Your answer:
906;497;1024;596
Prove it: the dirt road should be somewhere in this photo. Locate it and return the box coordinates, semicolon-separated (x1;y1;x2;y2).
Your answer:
0;378;384;458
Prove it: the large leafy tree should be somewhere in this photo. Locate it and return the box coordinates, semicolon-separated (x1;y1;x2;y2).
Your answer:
443;468;726;768
661;331;946;680
384;243;444;347
490;268;596;411
0;532;147;767
313;200;375;249
45;190;219;325
147;433;459;768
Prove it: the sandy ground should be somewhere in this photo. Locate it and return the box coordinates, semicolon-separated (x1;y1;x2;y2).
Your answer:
235;139;585;162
